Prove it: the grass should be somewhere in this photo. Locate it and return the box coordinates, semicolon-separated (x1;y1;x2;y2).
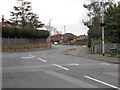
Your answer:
90;52;120;58
92;39;111;45
107;54;120;58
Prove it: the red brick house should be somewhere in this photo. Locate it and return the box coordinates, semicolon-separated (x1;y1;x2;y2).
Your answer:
51;34;63;43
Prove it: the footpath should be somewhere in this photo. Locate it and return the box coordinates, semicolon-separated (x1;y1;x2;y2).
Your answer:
64;46;119;64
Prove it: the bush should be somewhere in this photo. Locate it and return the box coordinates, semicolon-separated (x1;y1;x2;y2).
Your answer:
2;27;49;39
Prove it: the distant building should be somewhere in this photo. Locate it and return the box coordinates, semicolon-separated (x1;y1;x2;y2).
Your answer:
0;15;11;27
51;34;62;43
63;33;77;41
51;33;77;44
0;15;21;28
78;34;88;40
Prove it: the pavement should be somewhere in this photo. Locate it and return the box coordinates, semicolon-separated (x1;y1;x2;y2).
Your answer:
64;46;120;64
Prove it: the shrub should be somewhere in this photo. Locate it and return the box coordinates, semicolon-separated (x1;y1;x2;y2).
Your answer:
2;27;49;39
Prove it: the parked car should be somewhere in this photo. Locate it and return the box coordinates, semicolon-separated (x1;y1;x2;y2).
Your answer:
54;42;58;45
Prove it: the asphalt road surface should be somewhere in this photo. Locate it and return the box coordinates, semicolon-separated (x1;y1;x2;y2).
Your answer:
2;45;119;89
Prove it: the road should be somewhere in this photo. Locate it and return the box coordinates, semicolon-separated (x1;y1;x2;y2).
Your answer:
2;45;119;89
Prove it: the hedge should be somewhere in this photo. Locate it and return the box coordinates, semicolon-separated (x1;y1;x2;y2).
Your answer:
2;27;49;39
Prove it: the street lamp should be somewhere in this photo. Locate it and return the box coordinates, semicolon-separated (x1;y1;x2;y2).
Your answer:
48;19;52;43
100;0;113;56
101;0;105;56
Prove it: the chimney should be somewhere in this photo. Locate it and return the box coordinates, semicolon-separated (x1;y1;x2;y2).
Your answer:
2;15;4;26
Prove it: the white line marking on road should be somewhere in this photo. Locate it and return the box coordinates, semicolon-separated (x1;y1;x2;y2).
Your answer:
52;64;69;70
22;57;33;59
29;55;35;58
84;75;120;89
99;63;111;65
67;63;79;66
44;70;98;88
22;53;35;59
37;58;47;62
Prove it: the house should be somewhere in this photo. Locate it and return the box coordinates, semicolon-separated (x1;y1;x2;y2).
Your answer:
51;34;63;43
0;15;21;28
0;15;11;27
63;33;77;41
78;34;88;40
51;33;78;44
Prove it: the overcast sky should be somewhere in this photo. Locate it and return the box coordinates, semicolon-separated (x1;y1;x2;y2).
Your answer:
0;0;90;36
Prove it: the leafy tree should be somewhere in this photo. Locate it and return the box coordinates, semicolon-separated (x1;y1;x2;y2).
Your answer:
83;1;101;38
104;2;120;43
9;0;44;28
83;1;102;47
83;0;113;47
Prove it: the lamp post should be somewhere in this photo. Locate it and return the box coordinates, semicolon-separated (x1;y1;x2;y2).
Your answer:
101;1;105;56
48;19;52;43
101;0;112;56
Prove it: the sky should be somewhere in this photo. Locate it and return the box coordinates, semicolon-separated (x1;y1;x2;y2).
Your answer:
0;0;89;36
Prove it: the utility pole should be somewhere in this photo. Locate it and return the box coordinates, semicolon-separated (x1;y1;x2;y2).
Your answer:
101;1;105;56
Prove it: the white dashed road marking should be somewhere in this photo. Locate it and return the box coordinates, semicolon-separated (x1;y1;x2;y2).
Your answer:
44;70;98;88
29;53;35;57
22;53;35;59
52;64;69;71
66;63;79;66
99;63;111;65
37;58;47;62
22;57;33;59
84;75;120;89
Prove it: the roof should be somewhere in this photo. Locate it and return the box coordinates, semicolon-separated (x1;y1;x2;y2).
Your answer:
52;34;62;41
63;33;77;38
0;23;12;27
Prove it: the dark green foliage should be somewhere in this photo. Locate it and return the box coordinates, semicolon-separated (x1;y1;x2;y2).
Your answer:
2;27;49;39
104;3;120;43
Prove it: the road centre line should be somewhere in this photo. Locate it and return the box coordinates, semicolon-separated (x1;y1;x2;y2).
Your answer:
66;63;79;66
65;63;110;66
99;63;111;65
37;58;47;62
52;64;69;71
22;57;33;59
44;70;98;88
84;75;120;89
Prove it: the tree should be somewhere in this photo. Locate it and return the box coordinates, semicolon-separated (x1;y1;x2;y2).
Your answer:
83;1;102;37
83;1;102;47
104;2;120;43
9;0;44;28
83;0;113;47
